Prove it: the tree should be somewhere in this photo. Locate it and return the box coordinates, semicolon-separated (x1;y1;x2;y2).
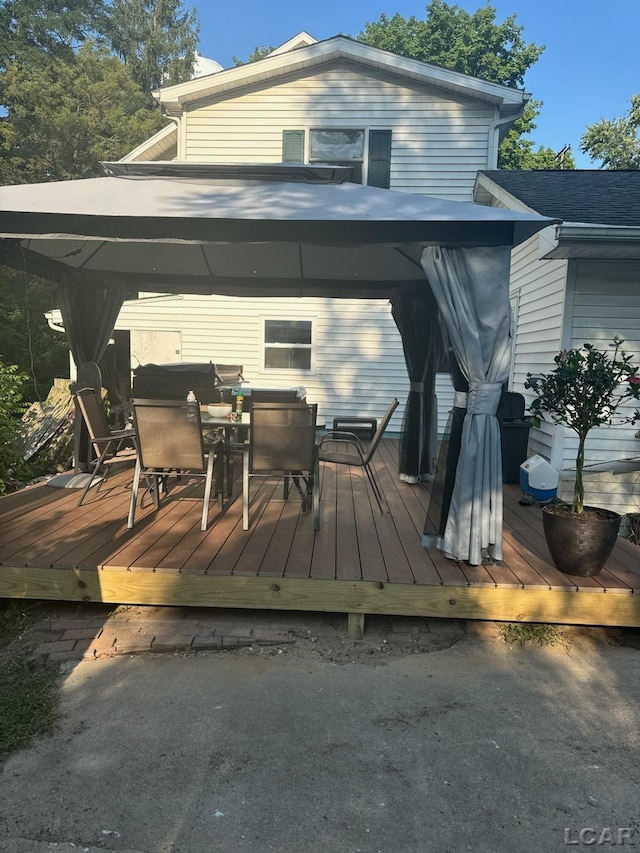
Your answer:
233;44;275;67
0;270;69;401
358;1;553;169
104;0;200;92
0;42;166;184
0;359;30;493
0;0;105;70
581;94;640;169
499;105;576;170
358;1;543;87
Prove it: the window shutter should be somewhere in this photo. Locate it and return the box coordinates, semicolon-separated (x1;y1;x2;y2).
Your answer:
367;130;392;188
282;130;305;163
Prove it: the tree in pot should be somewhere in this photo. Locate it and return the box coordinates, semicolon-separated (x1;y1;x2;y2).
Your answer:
524;337;640;576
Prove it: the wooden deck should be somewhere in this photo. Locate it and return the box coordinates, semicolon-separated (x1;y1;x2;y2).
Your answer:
1;438;639;632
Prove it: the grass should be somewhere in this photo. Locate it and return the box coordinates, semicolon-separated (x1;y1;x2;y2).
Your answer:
0;600;48;647
0;600;59;759
498;622;571;649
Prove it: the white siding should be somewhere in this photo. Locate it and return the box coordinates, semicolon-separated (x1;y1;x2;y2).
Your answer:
508;229;568;463
555;261;640;515
116;294;412;432
183;64;495;202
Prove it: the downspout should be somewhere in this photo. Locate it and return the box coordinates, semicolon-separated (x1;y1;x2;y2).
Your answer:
46;312;65;335
164;114;183;159
152;88;184;159
487;102;526;169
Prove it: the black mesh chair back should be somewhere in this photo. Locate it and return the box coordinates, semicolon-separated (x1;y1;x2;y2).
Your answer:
128;398;223;531
318;398;399;512
243;402;319;531
73;386;136;506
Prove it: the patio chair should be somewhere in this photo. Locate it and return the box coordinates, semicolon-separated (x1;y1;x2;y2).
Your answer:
128;398;224;531
318;398;399;512
243;402;320;531
73;386;137;506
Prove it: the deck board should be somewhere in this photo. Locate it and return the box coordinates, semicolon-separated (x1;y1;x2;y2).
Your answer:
1;440;640;628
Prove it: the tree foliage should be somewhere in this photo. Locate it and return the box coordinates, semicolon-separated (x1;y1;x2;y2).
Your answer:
0;270;69;400
104;0;200;92
0;42;166;184
0;359;29;494
357;1;569;169
581;94;640;169
499;103;576;170
233;44;275;67
0;0;104;70
358;1;543;87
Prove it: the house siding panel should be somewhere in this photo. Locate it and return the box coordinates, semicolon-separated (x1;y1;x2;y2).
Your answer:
554;260;640;514
183;65;495;202
117;294;413;431
507;230;568;463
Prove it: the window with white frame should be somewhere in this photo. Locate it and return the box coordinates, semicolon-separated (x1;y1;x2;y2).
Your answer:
263;319;313;371
283;128;392;188
309;128;365;183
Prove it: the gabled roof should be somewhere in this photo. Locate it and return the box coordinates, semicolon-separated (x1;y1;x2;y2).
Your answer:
476;170;640;227
475;170;640;260
121;123;177;163
267;32;317;56
154;34;529;118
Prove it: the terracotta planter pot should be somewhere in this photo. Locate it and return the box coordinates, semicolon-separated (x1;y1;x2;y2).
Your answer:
542;505;621;577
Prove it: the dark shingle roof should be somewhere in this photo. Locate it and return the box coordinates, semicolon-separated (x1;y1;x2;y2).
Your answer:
479;170;640;227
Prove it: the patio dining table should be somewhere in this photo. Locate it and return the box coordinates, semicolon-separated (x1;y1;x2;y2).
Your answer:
199;409;250;497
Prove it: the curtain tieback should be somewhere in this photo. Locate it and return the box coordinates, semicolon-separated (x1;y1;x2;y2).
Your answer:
453;391;468;409
409;382;424;392
466;382;502;415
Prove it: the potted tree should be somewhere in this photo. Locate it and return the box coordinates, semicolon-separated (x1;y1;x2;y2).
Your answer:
525;337;640;576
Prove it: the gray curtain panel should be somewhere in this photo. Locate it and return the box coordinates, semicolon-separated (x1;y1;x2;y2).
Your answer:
58;277;127;367
420;245;513;565
391;287;444;482
58;276;127;471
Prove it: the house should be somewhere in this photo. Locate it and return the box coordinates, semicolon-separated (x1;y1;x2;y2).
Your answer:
105;32;530;439
474;169;640;516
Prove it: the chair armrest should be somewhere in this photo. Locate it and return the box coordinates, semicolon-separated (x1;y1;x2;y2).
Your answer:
318;430;366;454
111;427;136;439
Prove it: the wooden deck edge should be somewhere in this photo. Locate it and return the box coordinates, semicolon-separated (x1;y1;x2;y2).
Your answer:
2;566;640;628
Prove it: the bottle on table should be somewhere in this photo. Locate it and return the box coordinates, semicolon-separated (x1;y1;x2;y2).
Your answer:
186;389;197;421
235;387;243;416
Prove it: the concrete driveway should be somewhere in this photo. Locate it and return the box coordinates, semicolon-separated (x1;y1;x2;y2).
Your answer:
1;610;639;853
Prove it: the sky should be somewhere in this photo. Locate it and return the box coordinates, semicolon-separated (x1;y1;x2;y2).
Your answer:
193;0;640;168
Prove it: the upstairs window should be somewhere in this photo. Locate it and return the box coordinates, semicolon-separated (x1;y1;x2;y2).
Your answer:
283;128;391;188
309;129;364;182
263;319;313;371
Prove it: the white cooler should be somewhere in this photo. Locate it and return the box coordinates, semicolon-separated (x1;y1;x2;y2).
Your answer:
519;455;559;501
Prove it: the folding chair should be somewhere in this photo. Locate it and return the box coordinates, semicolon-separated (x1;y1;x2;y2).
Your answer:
73;386;137;506
128;398;224;531
243;402;320;531
318;398;399;512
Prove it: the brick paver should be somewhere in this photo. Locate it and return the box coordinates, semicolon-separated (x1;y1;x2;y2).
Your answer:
22;603;475;666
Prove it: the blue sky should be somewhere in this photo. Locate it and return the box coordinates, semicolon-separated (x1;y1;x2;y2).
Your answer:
193;0;640;168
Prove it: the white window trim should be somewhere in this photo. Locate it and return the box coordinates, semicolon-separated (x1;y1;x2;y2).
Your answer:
260;316;316;374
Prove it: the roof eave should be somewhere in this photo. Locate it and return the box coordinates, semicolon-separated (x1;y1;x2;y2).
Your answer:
473;172;538;215
542;223;640;260
155;36;528;115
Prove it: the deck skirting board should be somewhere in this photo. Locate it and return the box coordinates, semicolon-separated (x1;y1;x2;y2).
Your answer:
1;566;639;628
